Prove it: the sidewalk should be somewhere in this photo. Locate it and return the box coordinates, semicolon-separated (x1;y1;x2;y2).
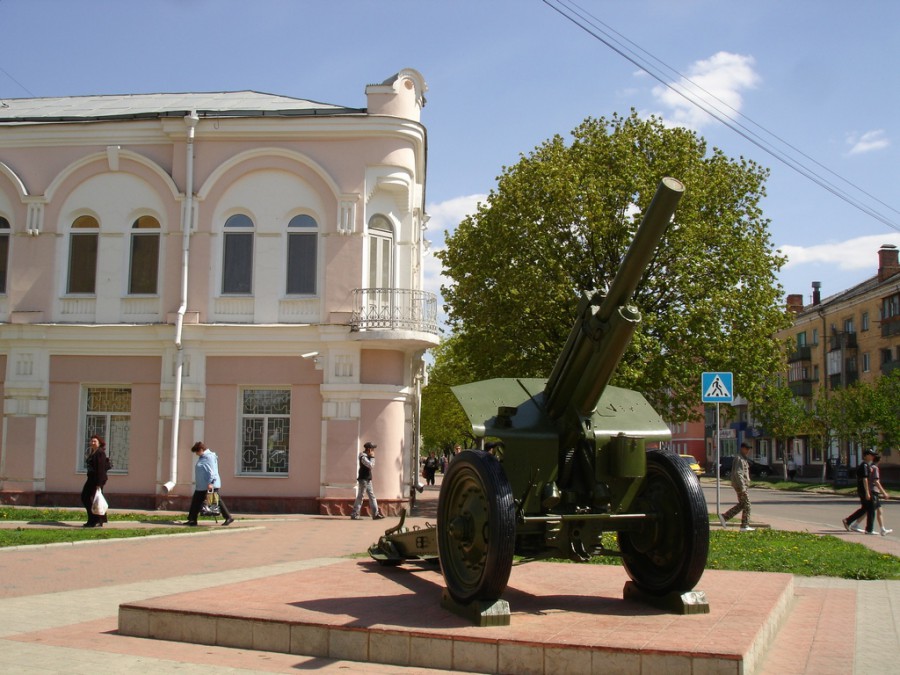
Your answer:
0;480;897;674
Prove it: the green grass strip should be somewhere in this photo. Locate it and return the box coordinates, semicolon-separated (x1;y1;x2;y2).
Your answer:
0;527;194;547
0;506;177;523
543;529;900;581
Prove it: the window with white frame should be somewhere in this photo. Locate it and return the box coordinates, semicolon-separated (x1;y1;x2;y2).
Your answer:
222;214;254;294
68;215;99;294
129;215;161;294
367;215;393;289
863;353;870;372
240;389;291;474
0;216;8;294
81;387;130;473
286;214;317;295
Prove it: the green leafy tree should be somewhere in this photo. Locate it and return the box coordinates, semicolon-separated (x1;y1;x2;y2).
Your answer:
420;337;478;453
751;379;810;479
809;392;837;480
437;111;790;420
873;369;900;454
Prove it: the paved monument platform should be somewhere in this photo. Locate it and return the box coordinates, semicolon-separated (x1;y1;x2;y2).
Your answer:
119;557;795;674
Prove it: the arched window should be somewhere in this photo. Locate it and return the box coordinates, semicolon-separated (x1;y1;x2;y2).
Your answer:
0;217;8;294
367;215;393;290
68;215;99;294
128;216;160;294
286;214;317;295
222;213;254;294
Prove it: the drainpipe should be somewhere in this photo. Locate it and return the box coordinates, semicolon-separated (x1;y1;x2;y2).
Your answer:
163;111;199;494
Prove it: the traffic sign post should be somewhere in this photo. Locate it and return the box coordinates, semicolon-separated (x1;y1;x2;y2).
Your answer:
702;372;733;522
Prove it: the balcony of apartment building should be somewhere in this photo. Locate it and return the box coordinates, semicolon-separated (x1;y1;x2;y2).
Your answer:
829;330;857;351
828;359;859;389
349;288;439;335
787;348;816;397
787;344;813;363
883;315;900;338
789;378;816;397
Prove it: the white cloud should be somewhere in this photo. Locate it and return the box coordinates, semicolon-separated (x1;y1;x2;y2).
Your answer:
845;129;890;155
422;193;486;320
780;233;900;270
650;52;760;129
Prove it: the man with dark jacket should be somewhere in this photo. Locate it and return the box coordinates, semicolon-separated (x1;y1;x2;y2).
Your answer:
350;441;384;520
843;450;877;535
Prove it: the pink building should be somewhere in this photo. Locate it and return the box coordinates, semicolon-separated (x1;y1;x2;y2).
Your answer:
0;69;438;514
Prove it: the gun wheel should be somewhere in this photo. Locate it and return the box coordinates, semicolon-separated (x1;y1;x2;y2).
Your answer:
618;450;709;596
437;450;515;605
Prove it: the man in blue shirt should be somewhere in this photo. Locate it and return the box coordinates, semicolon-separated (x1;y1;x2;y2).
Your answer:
186;441;234;526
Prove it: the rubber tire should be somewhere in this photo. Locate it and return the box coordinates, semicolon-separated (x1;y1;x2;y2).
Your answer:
437;450;516;604
618;450;709;596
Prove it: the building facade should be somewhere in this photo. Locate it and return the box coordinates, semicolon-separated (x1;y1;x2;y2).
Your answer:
0;69;439;513
768;245;900;478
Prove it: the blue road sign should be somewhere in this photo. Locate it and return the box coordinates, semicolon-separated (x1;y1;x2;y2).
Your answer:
701;372;733;403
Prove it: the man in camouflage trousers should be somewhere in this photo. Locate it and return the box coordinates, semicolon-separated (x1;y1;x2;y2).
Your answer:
720;441;754;532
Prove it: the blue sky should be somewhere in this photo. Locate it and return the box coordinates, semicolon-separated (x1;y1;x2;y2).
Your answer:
2;0;899;315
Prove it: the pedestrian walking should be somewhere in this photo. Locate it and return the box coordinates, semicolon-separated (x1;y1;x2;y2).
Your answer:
80;434;110;527
719;440;754;532
870;453;892;536
422;451;438;486
186;441;234;526
843;449;877;535
351;441;384;520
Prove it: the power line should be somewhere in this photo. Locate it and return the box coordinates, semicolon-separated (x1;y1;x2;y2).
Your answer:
543;0;900;233
0;64;36;98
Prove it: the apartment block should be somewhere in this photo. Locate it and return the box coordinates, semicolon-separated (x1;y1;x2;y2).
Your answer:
771;244;900;478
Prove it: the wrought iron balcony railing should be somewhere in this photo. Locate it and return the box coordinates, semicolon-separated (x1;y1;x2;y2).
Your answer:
350;288;439;335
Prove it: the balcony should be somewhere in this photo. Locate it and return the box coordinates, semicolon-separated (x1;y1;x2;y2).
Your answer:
829;331;857;351
789;380;814;397
883;359;900;377
788;345;812;362
883;317;900;338
350;288;438;335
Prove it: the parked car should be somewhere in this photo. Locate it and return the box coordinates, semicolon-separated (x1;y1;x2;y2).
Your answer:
718;455;773;479
679;454;703;476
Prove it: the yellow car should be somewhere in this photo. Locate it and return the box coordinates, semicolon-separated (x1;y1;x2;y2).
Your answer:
679;454;703;476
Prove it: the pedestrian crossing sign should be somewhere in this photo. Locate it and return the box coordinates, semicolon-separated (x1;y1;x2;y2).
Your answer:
701;372;733;403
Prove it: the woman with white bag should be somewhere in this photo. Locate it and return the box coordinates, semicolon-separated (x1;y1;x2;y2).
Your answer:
80;434;110;527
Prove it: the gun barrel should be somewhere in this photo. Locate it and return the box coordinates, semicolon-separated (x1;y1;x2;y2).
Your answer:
543;177;684;426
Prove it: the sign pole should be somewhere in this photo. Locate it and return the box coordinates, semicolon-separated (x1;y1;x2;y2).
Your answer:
715;402;721;518
701;372;733;524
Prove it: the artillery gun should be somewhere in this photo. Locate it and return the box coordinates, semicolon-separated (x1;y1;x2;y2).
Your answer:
370;177;708;615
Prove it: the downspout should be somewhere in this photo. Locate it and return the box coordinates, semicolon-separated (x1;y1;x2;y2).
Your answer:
164;111;199;493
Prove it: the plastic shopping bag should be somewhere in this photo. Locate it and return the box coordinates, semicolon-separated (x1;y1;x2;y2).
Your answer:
200;489;220;517
92;487;108;516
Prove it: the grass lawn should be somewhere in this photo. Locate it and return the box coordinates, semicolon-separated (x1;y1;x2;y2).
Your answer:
0;527;195;548
547;528;900;581
0;506;178;524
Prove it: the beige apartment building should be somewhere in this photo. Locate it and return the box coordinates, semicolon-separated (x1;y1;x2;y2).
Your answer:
0;69;439;513
771;244;900;479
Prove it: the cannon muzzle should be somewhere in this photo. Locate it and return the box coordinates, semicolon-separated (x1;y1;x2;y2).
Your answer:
543;177;683;434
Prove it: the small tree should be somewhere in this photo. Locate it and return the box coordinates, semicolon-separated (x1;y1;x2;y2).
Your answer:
752;379;810;479
809;393;836;481
420;337;478;452
873;369;900;455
